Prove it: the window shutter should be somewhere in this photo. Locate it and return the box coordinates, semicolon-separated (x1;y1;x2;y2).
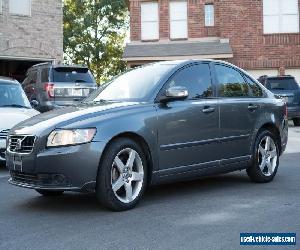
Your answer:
263;0;299;33
170;1;188;39
9;0;31;16
141;2;159;40
205;4;214;27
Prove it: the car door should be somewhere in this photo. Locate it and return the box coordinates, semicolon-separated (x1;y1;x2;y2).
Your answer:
213;63;261;163
156;63;220;174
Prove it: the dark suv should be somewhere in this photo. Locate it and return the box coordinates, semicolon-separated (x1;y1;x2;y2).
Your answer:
258;75;300;126
22;63;97;112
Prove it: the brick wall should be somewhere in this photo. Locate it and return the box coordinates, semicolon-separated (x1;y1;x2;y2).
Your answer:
0;0;63;61
129;0;300;70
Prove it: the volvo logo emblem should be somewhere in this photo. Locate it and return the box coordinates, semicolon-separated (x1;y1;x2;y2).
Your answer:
15;139;23;151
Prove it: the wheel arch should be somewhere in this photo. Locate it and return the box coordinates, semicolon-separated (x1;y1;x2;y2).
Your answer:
256;122;282;154
99;132;154;186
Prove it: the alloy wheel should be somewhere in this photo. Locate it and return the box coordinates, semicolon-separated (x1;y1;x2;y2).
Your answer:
257;136;278;177
111;148;144;203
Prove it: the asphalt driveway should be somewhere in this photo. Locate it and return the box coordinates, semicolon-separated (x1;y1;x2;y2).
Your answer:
0;126;299;250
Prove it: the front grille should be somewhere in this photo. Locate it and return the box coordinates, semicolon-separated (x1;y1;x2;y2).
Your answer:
11;171;38;185
0;129;10;139
8;135;36;153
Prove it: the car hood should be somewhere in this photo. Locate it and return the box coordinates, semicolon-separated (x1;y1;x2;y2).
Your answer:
11;102;141;135
0;108;39;132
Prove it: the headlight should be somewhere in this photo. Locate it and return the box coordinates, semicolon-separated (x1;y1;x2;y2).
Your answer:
47;128;96;147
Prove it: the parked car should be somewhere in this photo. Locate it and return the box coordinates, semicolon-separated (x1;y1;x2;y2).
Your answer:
0;77;39;165
258;75;300;126
22;63;97;112
6;60;288;211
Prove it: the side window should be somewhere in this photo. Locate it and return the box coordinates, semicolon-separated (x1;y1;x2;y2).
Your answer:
244;75;264;97
22;75;30;87
166;64;213;99
41;68;49;83
29;71;37;84
215;64;250;97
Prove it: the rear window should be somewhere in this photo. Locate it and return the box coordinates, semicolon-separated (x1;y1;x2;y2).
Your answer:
52;68;95;83
266;78;299;91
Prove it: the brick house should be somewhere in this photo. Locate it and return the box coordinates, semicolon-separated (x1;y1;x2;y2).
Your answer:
0;0;63;81
123;0;300;82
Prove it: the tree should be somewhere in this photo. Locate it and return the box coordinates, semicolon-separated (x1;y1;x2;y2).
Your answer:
63;0;129;84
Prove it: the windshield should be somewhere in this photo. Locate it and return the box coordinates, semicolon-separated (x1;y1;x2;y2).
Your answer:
0;82;31;108
52;68;95;83
84;64;173;102
266;78;299;91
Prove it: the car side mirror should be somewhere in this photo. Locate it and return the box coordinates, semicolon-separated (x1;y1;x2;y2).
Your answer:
30;100;39;109
160;86;189;103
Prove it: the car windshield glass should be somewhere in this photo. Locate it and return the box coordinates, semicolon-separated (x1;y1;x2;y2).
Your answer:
267;78;299;90
84;64;173;102
0;82;31;108
52;68;95;83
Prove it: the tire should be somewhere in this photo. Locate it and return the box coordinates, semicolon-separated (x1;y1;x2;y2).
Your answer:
247;130;280;183
96;138;148;211
293;118;300;126
36;189;64;196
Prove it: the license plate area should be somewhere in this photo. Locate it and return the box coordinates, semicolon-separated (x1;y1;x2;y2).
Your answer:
7;154;23;171
72;88;83;97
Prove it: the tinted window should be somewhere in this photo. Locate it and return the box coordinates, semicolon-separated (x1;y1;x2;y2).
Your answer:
215;64;249;97
23;70;37;86
29;71;37;84
166;64;213;99
244;75;264;97
52;68;95;83
41;68;49;82
266;78;299;90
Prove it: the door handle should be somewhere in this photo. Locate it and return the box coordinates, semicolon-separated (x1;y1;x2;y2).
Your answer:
202;106;215;114
248;104;259;111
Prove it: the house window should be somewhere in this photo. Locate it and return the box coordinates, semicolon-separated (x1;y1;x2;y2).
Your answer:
205;4;214;26
263;0;299;34
9;0;31;16
170;1;188;39
141;2;159;41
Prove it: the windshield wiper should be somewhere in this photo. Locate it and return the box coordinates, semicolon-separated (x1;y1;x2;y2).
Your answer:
0;104;30;109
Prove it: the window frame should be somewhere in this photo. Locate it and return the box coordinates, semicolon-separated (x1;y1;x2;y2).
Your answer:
212;63;253;98
242;74;265;98
263;0;299;34
0;0;2;14
169;0;188;39
205;4;215;27
9;0;32;17
155;62;216;102
140;1;159;41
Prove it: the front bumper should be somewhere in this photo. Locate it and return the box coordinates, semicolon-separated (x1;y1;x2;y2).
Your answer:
6;141;106;192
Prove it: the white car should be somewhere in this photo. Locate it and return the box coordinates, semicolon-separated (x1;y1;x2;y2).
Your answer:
0;77;39;164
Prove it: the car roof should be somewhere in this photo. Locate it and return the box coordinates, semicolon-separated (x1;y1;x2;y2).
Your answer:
0;76;19;84
267;76;295;79
154;59;237;68
30;62;89;70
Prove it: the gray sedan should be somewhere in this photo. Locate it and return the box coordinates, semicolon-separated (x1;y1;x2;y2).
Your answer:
6;60;288;211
